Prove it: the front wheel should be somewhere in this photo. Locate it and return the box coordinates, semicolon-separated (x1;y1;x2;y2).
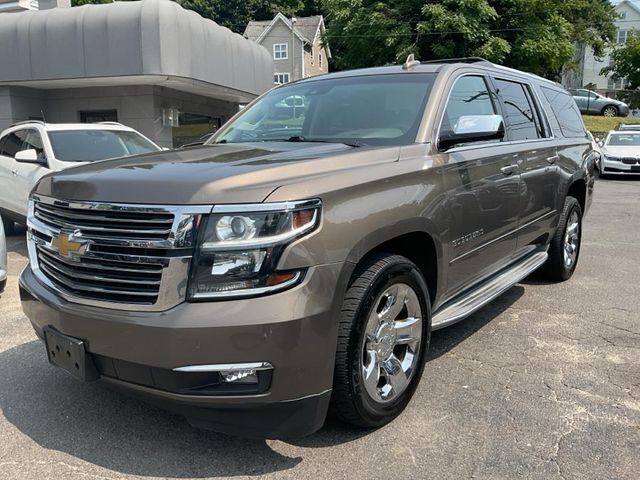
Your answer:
331;253;431;428
542;196;583;281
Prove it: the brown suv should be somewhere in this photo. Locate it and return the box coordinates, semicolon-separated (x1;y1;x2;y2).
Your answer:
20;58;595;438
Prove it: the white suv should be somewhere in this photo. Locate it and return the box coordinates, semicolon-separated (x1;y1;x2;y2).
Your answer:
0;121;161;234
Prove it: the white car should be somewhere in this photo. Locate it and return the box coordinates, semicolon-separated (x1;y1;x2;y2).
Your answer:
598;130;640;176
0;214;6;293
0;121;161;234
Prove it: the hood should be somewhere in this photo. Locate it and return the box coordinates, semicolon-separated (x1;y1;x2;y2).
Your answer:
602;145;640;158
35;142;399;204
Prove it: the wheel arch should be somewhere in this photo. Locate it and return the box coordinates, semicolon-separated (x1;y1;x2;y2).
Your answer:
345;218;443;306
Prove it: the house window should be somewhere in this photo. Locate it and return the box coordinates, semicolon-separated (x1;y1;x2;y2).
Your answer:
274;73;290;84
617;29;628;44
608;77;626;90
319;53;323;68
619;12;627;20
79;110;118;123
273;43;288;60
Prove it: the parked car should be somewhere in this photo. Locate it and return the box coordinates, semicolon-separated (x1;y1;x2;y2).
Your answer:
597;130;640;175
20;57;595;438
0;121;161;234
569;89;629;117
615;122;640;131
0;214;6;294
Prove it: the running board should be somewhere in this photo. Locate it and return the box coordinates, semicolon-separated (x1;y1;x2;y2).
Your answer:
431;251;548;330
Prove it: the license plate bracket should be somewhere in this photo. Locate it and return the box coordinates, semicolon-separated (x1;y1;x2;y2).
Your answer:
44;327;99;382
631;165;640;172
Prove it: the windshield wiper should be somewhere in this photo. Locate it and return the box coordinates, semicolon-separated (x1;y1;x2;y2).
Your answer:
285;136;364;147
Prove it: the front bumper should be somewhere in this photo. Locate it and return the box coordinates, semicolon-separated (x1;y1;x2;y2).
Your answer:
602;158;640;175
0;268;6;293
20;262;351;438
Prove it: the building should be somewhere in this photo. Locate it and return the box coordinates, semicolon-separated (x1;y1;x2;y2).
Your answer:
0;0;274;147
244;13;331;84
563;0;638;95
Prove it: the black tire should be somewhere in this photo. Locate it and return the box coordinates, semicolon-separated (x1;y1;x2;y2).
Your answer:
542;196;582;281
331;253;431;428
1;216;14;236
602;105;618;117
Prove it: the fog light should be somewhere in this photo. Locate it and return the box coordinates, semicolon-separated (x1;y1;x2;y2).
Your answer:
220;369;259;384
172;362;273;386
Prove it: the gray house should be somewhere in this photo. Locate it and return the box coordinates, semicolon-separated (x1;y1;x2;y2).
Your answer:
0;0;274;147
244;13;330;84
563;0;639;95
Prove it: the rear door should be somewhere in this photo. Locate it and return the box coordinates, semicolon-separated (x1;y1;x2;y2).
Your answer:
438;74;520;299
490;77;560;255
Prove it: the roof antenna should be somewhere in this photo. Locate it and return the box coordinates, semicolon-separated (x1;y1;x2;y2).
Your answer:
41;110;46;123
402;54;420;71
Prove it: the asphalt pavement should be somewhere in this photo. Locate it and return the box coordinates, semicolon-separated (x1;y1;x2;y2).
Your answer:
0;178;638;480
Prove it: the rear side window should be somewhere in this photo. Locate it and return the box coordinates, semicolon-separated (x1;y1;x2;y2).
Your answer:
493;79;542;141
442;76;496;133
541;87;586;138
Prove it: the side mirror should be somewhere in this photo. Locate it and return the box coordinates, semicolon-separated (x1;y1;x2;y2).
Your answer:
15;149;44;164
439;114;505;151
597;141;604;148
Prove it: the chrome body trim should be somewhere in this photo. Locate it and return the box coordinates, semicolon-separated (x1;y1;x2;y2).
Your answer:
432;250;548;330
173;362;274;373
450;209;556;265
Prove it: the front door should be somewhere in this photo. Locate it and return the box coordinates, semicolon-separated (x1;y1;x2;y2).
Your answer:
12;129;49;218
439;75;520;298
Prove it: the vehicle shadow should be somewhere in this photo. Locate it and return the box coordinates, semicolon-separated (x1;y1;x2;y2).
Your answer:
0;341;302;477
1;285;525;474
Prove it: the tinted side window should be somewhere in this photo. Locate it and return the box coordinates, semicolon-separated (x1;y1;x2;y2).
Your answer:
493;79;540;141
541;87;586;138
0;130;27;157
22;129;46;160
442;76;496;137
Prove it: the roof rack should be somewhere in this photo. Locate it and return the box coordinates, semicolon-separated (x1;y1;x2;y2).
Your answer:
420;57;493;66
10;120;46;127
95;121;124;126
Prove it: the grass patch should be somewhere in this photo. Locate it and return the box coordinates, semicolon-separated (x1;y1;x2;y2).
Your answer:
582;115;638;136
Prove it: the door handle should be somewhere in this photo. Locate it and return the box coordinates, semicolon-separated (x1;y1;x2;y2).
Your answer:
10;169;17;176
546;155;559;164
500;165;519;175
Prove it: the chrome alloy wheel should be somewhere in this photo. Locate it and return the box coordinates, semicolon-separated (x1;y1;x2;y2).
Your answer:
563;210;580;268
361;283;423;404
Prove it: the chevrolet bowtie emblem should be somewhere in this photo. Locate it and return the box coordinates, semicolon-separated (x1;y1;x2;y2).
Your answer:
51;231;89;258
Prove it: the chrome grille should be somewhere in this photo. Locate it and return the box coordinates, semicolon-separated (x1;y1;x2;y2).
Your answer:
27;195;211;311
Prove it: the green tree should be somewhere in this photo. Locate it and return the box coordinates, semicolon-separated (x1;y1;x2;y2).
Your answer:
321;0;617;77
601;31;640;108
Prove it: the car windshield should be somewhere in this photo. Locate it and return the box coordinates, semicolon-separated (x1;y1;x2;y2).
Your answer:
606;133;640;146
48;130;160;162
212;73;436;147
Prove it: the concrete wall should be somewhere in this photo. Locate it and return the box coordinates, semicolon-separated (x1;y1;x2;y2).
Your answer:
0;85;239;148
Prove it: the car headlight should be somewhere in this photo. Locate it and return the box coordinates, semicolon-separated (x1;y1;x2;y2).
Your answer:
188;199;321;300
606;155;620;162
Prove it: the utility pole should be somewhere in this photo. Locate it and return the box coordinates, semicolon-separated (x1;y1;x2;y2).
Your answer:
290;17;297;82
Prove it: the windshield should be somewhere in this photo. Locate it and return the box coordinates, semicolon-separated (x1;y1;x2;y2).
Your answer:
48;130;160;162
606;133;640;146
212;73;436;147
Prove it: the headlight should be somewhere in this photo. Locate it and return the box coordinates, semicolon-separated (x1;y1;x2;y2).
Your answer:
606;155;620;162
188;199;321;300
